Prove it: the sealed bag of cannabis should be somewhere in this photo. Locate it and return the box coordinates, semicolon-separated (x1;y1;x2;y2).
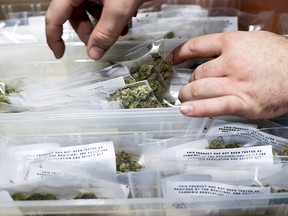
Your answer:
3;139;118;184
4;174;129;201
161;169;271;201
108;81;163;109
206;119;288;157
117;170;162;198
121;56;169;98
141;132;274;172
0;78;34;112
112;133;147;173
122;39;174;93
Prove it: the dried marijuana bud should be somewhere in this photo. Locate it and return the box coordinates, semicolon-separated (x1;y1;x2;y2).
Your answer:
224;143;244;148
275;188;288;193
11;193;58;201
73;192;97;199
127;49;174;98
130;64;166;96
0;94;8;104
109;82;162;109
264;184;288;193
0;82;21;104
151;52;174;86
280;146;288;156
163;31;175;39
207;140;244;149
116;150;143;173
207;140;223;149
124;76;136;84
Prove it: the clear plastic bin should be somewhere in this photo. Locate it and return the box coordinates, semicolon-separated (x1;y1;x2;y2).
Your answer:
0;108;203;137
0;1;287;215
1;194;288;215
0;0;50;20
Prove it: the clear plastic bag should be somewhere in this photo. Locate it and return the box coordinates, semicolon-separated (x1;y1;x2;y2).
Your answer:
208;7;274;31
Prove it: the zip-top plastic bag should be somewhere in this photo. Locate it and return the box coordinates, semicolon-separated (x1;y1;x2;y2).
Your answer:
5;39;176;111
2;175;129;201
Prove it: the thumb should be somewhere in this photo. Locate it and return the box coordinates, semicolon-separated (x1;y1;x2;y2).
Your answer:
87;2;140;60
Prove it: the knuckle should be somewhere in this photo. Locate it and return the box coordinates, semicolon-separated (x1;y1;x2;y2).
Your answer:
178;89;186;102
221;31;238;44
193;62;211;80
178;84;195;102
192;68;202;80
189;82;201;99
225;56;244;72
187;38;203;56
90;30;117;48
178;82;201;102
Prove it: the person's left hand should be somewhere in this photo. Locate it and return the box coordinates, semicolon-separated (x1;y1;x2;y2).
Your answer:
45;0;144;60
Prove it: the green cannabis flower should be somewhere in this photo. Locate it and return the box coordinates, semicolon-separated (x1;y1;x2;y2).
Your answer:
207;140;223;149
151;52;174;86
163;31;175;39
207;140;244;149
130;64;166;96
116;151;143;173
73;192;97;199
11;193;57;201
109;82;162;109
0;83;21;104
280;146;288;156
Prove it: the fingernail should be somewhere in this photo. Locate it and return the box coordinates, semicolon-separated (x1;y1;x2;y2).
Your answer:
89;46;105;60
54;52;62;59
180;103;193;114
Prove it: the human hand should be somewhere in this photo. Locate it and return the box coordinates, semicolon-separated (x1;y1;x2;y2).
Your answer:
45;0;144;60
168;31;288;120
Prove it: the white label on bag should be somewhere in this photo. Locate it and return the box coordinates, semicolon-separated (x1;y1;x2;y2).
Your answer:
69;76;126;97
24;141;116;170
27;165;87;180
176;145;273;163
207;120;288;152
161;139;209;157
238;130;288;153
166;181;271;198
207;120;258;134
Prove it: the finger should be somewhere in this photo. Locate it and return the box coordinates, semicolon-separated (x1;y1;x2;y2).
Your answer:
69;6;94;45
45;0;84;59
178;77;234;101
190;57;226;82
179;96;247;118
168;33;223;65
87;1;142;60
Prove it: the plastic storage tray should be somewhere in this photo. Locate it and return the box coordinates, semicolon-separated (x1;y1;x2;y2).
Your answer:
0;109;288;216
0;1;287;215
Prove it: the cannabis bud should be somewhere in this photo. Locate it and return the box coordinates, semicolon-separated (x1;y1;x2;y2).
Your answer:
0;81;21;104
207;140;244;149
116;150;143;173
151;52;174;87
280;146;288;156
11;193;58;201
109;81;162;109
73;192;97;199
130;64;167;96
163;31;175;39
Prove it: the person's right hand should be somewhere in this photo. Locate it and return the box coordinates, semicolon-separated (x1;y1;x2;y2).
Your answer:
45;0;144;60
168;31;288;120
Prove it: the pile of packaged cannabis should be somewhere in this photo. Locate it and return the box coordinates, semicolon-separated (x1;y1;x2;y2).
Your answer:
1;118;288;202
0;2;246;113
0;1;286;215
